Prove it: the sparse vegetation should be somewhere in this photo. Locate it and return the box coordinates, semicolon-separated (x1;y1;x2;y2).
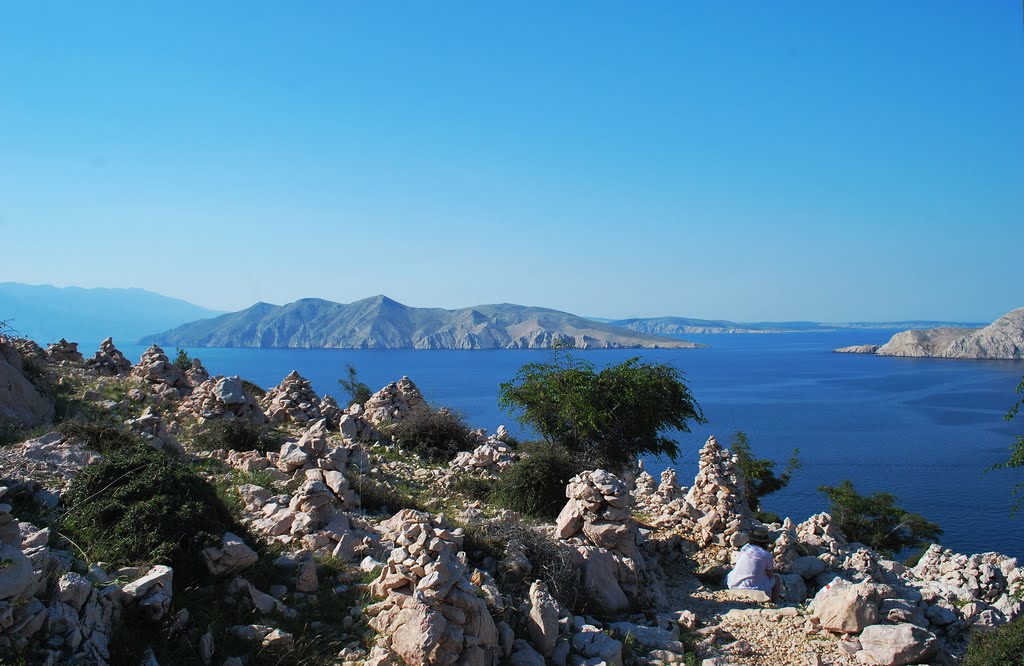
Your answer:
963;614;1024;666
192;418;285;454
338;362;372;406
988;375;1024;515
173;347;192;372
818;479;942;557
387;406;476;462
498;350;705;471
729;430;800;522
57;418;145;455
491;442;582;519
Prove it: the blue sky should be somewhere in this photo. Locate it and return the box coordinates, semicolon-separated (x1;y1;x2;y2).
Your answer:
1;2;1021;321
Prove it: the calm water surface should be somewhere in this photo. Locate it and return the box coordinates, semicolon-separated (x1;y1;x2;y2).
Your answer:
111;331;1024;559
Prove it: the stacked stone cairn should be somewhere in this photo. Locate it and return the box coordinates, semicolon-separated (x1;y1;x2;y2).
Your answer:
46;339;83;364
131;345;191;398
364;509;499;666
450;430;518;479
5;337;46;366
185;357;210;385
261;371;329;425
179;375;266;423
363;376;427;426
83;337;131;376
555;469;666;614
125;407;182;453
337;402;381;444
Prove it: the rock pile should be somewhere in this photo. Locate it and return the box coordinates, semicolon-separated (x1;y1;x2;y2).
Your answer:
179;375;266;423
0;340;54;428
363;376;427;426
337;404;380;443
46;338;83;364
365;509;499;666
125;407;182;453
261;371;328;424
450;435;518;478
131;345;191;398
555;469;666;613
5;337;46;366
84;337;131;376
186;358;210;385
911;544;1023;625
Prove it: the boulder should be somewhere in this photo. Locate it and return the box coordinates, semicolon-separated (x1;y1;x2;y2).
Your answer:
0;543;37;600
0;355;53;427
857;623;938;665
202;533;259;576
809;578;880;634
526;580;560;656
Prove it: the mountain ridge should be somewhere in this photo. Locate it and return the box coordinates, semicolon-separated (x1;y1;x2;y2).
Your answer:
141;295;702;350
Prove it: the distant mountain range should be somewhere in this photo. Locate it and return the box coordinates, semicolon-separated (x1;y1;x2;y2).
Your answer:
606;316;984;335
834;307;1024;360
0;283;222;344
141;296;701;350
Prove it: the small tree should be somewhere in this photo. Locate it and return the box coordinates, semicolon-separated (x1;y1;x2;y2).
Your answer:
989;375;1024;514
338;363;372;407
730;430;800;521
819;479;942;557
173;347;192;373
498;350;705;471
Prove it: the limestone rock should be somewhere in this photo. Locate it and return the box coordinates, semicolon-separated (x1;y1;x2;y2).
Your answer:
0;354;53;427
526;580;560;656
202;533;259;576
857;623;938;665
364;376;426;426
84;337;131;375
809;578;880;634
46;339;84;364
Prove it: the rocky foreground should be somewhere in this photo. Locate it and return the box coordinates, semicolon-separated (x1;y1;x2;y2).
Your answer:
0;335;1021;665
835;308;1024;360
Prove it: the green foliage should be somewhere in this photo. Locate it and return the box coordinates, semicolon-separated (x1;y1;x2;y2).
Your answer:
241;379;266;398
62;446;237;583
192;418;285;454
818;479;942;557
963;614;1024;666
988;375;1024;515
57;419;146;455
729;431;800;519
173;347;192;373
498;351;705;471
338;363;372;407
347;469;427;514
491;443;582;519
450;475;497;503
387;407;476;463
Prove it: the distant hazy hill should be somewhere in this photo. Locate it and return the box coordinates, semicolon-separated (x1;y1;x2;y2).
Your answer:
609;316;984;335
0;283;222;344
835;307;1024;359
143;296;701;350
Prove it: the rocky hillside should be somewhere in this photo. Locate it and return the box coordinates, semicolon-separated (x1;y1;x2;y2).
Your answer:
142;295;702;350
0;333;1021;665
835;307;1024;359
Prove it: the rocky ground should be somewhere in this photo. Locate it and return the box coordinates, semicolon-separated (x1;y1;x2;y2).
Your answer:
0;334;1020;665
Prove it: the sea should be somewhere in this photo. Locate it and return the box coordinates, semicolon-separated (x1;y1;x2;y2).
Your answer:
109;331;1024;560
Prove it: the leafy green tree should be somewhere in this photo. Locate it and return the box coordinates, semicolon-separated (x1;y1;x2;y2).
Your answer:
498;350;705;471
338;363;372;406
729;430;800;521
989;375;1024;515
818;479;942;557
173;347;192;373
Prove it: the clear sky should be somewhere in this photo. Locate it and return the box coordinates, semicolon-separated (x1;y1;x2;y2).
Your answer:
1;2;1021;322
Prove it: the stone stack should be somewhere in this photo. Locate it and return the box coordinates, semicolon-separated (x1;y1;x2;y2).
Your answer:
911;545;1024;621
450;436;518;478
125;407;182;453
185;358;210;385
320;394;343;425
363;376;427;426
796;513;849;551
6;337;46;366
84;337;131;376
677;436;756;548
46;339;83;364
261;371;327;425
365;509;499;666
337;405;380;443
179;375;266;423
555;470;666;613
131;345;190;398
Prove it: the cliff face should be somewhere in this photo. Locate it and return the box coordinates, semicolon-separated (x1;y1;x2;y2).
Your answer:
141;296;702;350
834;308;1024;360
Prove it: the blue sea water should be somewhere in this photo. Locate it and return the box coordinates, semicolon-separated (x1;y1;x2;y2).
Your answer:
111;331;1024;559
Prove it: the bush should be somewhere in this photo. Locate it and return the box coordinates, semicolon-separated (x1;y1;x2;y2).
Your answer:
347;469;427;514
491;443;582;519
62;446;237;582
730;431;800;520
963;614;1024;666
498;351;705;472
57;419;145;455
819;479;942;557
989;375;1024;515
192;418;284;454
173;347;192;373
338;363;372;406
388;407;476;462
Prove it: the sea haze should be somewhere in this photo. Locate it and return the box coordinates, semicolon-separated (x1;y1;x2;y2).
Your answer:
109;330;1024;559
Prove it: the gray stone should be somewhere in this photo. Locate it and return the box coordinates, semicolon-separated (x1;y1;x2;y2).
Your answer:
857;623;938;665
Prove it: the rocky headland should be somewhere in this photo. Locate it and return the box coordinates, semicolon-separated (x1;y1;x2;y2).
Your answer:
835;308;1024;360
0;332;1020;666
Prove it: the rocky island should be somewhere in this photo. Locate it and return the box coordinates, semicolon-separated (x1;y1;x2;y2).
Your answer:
142;296;702;350
835;307;1024;360
0;333;1021;666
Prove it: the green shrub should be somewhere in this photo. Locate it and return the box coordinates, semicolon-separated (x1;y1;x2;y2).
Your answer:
62;446;237;582
388;407;476;462
451;475;497;503
57;419;146;455
729;430;800;520
498;351;705;472
491;443;582;520
241;379;266;398
819;479;942;557
192;418;284;454
347;469;427;514
338;363;372;406
173;347;192;373
963;615;1024;666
